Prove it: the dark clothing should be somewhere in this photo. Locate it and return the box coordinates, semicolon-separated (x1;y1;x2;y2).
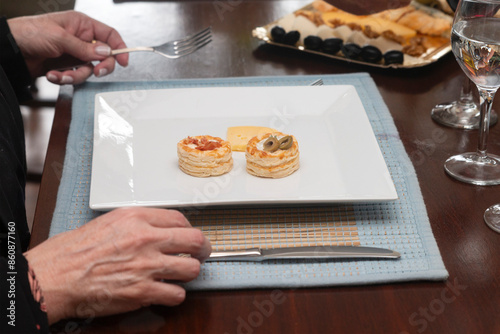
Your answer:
0;16;50;333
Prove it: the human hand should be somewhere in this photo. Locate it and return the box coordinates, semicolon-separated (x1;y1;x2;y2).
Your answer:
24;207;211;325
7;10;129;85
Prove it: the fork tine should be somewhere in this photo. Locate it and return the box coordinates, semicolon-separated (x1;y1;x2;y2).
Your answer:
310;79;324;86
173;38;212;58
175;29;212;49
173;27;211;45
176;37;212;56
176;33;212;53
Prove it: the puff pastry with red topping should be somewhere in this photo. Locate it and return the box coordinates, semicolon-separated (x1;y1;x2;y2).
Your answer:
177;135;233;177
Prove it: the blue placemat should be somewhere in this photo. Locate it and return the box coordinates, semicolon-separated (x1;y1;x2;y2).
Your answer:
49;73;448;290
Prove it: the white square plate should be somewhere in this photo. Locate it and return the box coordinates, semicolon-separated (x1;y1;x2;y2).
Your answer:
90;85;397;210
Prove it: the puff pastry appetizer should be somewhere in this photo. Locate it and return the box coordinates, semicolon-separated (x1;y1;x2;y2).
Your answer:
177;135;233;177
246;132;300;178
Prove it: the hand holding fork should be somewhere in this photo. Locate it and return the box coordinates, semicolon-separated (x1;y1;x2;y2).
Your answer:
51;26;212;80
111;26;212;59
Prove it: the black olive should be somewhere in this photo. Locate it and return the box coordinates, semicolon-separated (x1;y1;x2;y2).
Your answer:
304;35;323;51
360;45;383;63
341;43;362;59
270;26;286;43
282;30;300;46
321;38;343;55
384;50;404;65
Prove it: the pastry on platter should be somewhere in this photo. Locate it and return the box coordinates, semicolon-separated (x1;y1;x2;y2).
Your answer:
177;135;233;177
245;132;299;178
373;5;451;36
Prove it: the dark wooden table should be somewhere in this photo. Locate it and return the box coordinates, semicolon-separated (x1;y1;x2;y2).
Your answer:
31;1;500;333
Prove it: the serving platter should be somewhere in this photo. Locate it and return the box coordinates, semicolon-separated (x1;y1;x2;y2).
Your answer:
89;85;397;210
252;0;453;69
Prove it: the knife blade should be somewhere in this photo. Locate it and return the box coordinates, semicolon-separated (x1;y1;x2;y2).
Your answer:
206;246;400;262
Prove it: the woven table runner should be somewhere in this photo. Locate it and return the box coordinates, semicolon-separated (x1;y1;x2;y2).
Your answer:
187;206;360;250
49;73;448;290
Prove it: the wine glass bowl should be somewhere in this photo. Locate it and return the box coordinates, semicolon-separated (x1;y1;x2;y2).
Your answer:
444;0;500;186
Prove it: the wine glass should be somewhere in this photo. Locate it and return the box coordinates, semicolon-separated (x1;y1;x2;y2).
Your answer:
431;0;498;129
444;0;500;186
431;76;498;129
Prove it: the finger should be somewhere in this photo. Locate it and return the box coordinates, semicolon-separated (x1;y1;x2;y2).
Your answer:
93;56;115;78
58;33;125;71
46;63;94;85
58;32;110;63
156;227;211;261
151;209;192;228
154;254;202;282
112;207;192;228
89;18;129;67
145;281;187;306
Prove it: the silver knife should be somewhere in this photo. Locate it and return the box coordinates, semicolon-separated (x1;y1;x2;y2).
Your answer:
206;246;400;261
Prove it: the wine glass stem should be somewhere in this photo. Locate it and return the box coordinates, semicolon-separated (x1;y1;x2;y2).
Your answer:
477;88;497;158
459;77;475;107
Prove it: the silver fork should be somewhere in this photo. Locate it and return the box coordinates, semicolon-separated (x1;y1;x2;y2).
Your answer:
310;78;324;86
111;27;212;59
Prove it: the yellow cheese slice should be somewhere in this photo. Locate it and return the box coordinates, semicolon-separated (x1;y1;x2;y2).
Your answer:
227;126;276;152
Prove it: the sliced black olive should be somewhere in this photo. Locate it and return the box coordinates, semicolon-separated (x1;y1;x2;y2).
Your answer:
341;43;362;59
271;26;286;43
384;50;404;65
263;136;280;152
304;36;323;51
278;136;293;150
322;38;343;55
360;45;382;63
282;31;300;46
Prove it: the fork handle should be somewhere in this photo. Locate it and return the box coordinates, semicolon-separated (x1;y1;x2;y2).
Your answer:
111;46;154;55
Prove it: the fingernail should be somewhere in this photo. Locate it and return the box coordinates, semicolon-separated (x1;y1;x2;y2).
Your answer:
61;76;74;84
98;68;108;77
95;45;111;56
46;73;57;82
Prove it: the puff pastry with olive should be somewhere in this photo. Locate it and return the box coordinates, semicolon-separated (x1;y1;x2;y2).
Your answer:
177;135;233;177
245;132;299;178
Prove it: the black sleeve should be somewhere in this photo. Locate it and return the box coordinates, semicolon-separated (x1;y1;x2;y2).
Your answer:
1;256;49;333
0;16;49;334
0;16;32;102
